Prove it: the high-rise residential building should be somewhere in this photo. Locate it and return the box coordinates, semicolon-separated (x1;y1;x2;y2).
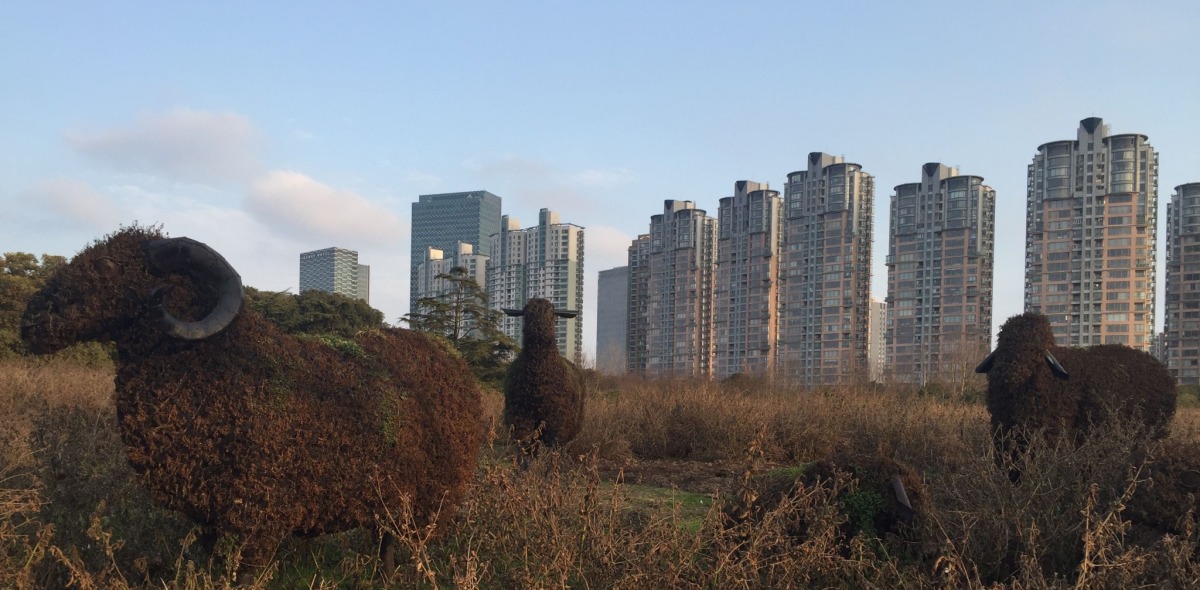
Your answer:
299;247;370;303
409;191;502;311
487;209;585;363
778;152;874;386
714;181;782;379
627;200;717;377
626;233;652;373
1165;182;1200;384
414;241;489;302
596;266;630;374
868;298;887;382
886;163;995;385
1024;117;1159;349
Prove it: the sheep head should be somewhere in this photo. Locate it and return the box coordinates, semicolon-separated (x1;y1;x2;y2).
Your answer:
21;226;244;354
976;312;1068;381
503;298;578;350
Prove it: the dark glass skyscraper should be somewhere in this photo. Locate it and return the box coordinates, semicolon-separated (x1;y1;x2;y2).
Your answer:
409;190;502;311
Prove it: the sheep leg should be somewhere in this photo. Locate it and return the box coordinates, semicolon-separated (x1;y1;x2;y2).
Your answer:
231;528;285;587
378;528;397;579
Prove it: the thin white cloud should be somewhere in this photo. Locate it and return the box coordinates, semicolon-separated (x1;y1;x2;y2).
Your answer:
571;168;634;187
245;170;406;248
585;224;634;271
27;179;122;230
65;108;262;186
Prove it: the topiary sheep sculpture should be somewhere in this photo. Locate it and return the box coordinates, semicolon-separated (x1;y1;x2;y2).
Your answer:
20;226;483;578
724;453;927;547
975;313;1176;457
502;298;585;454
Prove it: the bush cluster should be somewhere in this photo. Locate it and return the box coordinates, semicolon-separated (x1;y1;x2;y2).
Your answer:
4;360;1200;588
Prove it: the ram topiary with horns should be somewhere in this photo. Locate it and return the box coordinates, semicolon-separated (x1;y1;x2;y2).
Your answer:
501;298;585;454
21;225;483;580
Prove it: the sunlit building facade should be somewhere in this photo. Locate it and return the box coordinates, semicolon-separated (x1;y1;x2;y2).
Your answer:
627;200;717;377
1024;117;1158;349
487;209;585;363
714;181;783;379
778;152;874;386
886;163;995;385
1166;182;1200;384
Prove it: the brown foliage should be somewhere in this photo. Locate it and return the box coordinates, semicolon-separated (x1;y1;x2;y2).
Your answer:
19;226;484;571
503;298;584;450
983;313;1177;454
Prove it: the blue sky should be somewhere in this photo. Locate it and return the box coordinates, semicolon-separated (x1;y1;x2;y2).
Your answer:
3;1;1198;360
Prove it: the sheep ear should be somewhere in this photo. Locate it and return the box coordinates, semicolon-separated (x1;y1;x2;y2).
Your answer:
1045;351;1069;380
890;476;916;522
502;308;525;317
554;310;580;319
975;350;997;373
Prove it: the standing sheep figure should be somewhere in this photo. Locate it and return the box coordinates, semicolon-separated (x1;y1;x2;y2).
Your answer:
975;313;1176;455
502;298;585;454
20;226;483;578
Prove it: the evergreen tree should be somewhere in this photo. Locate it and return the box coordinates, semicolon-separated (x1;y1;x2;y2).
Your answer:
402;267;517;388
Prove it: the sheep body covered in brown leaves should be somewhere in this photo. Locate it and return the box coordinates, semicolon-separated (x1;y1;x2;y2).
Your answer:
502;298;585;454
976;313;1176;454
21;226;483;576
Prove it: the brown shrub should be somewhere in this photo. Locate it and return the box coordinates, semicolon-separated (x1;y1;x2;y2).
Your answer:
20;227;484;574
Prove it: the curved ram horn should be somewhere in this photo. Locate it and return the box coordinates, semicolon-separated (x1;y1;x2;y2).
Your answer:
1181;470;1200;490
144;237;244;340
554;310;580;319
1044;350;1069;380
975;349;997;373
502;308;525;317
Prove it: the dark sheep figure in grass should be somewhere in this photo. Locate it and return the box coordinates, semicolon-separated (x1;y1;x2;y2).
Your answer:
502;298;585;456
976;313;1176;463
725;454;928;546
20;226;483;581
1124;439;1200;542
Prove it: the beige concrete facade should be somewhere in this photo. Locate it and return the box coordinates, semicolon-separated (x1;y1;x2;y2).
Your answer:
1166;183;1200;384
868;298;887;382
714;181;782;379
1024;118;1158;349
415;242;488;301
627;200;718;377
886;163;995;385
778;153;875;386
487;209;585;363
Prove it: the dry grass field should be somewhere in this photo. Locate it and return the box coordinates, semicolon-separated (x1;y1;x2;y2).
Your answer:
3;359;1200;589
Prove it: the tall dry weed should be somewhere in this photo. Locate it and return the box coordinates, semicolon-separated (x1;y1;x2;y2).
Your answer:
4;359;1200;588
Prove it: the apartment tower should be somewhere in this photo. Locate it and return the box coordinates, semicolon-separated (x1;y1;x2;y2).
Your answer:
414;242;489;302
778;152;874;386
1024;118;1158;349
409;191;502;311
714;181;783;379
1166;183;1200;384
299;247;370;303
886;163;995;385
487;209;585;363
868;298;887;382
627;200;718;377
